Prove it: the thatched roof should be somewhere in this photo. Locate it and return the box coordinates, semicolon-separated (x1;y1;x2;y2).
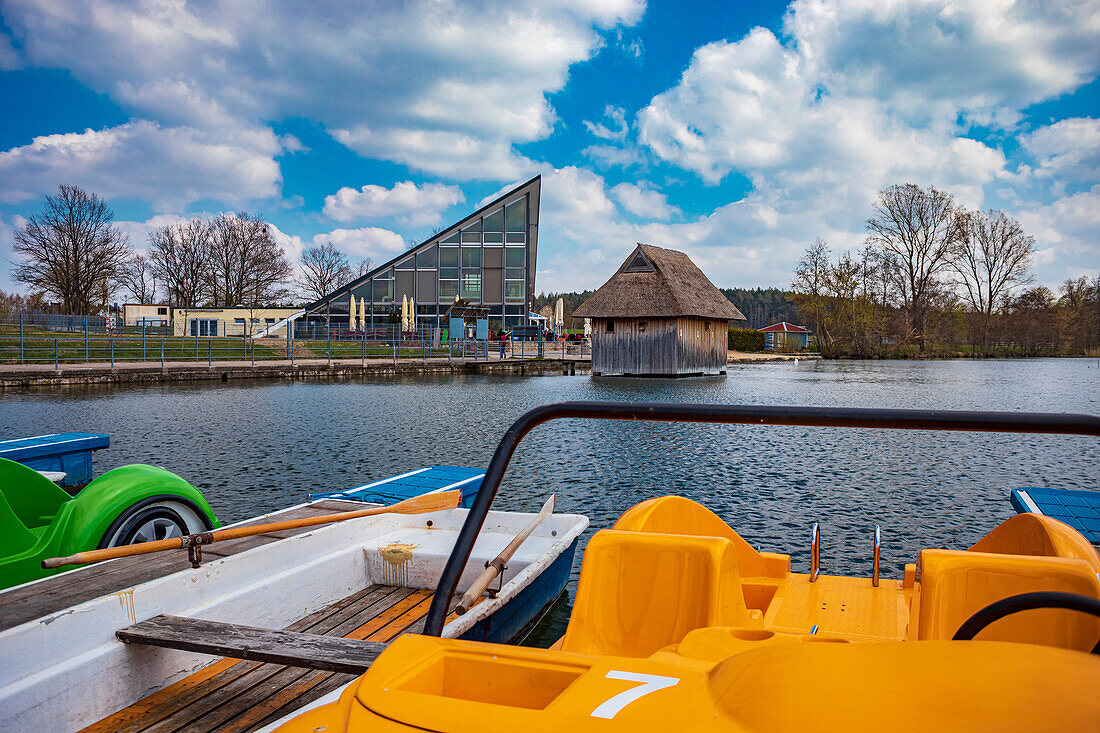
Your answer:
573;244;746;321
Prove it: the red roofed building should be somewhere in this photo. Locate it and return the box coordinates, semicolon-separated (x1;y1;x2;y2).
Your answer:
758;322;811;351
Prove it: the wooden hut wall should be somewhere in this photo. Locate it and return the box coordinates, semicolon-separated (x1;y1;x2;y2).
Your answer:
591;317;727;376
674;317;727;375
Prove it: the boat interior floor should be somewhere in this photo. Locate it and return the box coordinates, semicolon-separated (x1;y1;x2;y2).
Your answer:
81;583;438;733
0;499;365;633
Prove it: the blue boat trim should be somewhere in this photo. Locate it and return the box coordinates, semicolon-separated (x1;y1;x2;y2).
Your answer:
0;433;110;487
311;466;486;509
1011;486;1100;543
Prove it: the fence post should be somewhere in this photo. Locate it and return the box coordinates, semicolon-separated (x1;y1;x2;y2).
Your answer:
54;338;58;369
251;338;255;367
207;339;212;366
111;339;114;369
142;329;146;362
327;327;331;366
84;319;89;362
161;338;165;369
361;327;366;366
19;313;24;363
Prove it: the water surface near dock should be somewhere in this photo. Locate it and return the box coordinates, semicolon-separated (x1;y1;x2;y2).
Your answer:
3;358;1097;644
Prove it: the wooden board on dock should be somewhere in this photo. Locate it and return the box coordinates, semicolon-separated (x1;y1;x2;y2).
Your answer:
0;499;365;633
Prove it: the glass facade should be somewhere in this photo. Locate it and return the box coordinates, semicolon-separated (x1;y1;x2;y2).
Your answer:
309;182;537;333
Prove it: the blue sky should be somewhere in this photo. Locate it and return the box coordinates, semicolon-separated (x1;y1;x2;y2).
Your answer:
0;0;1097;297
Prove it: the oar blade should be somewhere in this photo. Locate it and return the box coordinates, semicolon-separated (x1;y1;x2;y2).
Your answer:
386;489;463;515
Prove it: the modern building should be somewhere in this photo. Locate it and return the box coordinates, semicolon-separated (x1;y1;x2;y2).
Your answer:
121;304;170;328
172;307;303;337
573;243;746;377
302;175;540;335
758;322;811;351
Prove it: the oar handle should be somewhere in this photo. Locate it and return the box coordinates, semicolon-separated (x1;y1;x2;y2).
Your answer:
42;537;185;568
454;559;504;615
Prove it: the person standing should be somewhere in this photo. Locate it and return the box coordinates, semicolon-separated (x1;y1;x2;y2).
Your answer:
499;330;507;359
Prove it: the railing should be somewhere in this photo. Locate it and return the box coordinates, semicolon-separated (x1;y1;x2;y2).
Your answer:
421;402;1100;636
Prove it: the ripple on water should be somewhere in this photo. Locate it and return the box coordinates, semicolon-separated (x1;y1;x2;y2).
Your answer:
2;358;1097;646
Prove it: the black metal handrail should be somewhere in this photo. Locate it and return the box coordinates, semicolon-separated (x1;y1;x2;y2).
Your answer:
422;402;1100;636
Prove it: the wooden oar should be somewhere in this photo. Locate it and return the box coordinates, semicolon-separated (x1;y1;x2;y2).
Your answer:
454;494;554;615
42;489;462;569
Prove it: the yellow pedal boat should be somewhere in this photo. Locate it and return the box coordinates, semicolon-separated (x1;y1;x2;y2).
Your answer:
276;403;1100;732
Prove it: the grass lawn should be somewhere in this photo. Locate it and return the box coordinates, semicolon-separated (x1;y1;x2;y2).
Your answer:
298;340;450;359
0;332;283;364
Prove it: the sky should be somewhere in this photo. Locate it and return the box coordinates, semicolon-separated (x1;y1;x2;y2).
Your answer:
0;0;1097;298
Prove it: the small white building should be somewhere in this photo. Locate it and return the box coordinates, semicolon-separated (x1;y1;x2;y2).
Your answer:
172;307;302;338
122;304;170;328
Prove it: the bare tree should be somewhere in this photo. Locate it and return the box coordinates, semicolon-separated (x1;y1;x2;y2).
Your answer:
949;209;1034;350
352;258;374;279
207;213;292;309
297;240;352;302
148;219;212;309
789;238;835;355
865;183;957;349
119;253;159;304
11;185;132;314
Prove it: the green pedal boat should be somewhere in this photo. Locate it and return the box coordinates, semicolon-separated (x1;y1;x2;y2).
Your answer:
0;455;219;591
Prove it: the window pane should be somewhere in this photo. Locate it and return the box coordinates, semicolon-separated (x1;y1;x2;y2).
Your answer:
483;208;504;232
396;271;414;300
461;247;481;267
482;232;503;243
506;232;526;243
417;271;437;302
396;256;414;270
483;247;503;267
439;280;458;302
461;272;482;300
461;231;481;243
416;245;437;268
372;279;393;302
505;247;525;267
439;267;459;279
506;267;524;281
483;269;503;303
463;218;482;232
506;198;526;232
439;246;459;267
505;280;524;302
441;231;460;243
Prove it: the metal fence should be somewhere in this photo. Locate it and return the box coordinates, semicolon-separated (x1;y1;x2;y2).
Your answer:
0;316;590;367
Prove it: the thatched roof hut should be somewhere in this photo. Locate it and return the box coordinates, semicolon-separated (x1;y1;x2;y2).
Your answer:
574;244;745;377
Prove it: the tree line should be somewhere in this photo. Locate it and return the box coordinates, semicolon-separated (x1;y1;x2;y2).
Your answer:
790;183;1100;357
6;185;376;316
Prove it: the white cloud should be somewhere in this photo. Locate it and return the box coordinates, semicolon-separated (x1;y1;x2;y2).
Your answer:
3;0;645;179
784;0;1100;127
1019;117;1100;184
584;105;629;141
1015;185;1100;285
610;182;678;220
320;227;406;260
0;32;19;70
322;181;465;227
0;121;286;210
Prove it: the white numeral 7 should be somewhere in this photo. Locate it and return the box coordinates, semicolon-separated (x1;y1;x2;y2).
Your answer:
590;670;680;720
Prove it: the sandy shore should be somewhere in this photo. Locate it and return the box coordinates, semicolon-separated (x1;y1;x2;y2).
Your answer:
727;351;821;363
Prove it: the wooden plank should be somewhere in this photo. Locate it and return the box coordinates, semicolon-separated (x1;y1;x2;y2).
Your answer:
80;585;399;733
117;615;389;674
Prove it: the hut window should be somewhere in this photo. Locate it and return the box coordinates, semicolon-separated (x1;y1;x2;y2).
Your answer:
705;322;711;331
638;320;647;332
605;320;614;333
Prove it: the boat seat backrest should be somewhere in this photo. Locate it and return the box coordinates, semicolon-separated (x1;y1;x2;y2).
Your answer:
914;548;1100;651
0;457;71;530
968;513;1100;574
559;529;753;658
613;495;789;579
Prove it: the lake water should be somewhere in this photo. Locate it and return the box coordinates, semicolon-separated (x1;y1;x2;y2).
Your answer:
2;358;1098;643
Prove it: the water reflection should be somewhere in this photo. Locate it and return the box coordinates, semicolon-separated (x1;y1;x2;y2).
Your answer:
2;358;1097;645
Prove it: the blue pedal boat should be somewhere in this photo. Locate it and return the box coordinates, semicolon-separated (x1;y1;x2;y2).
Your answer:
310;465;485;508
0;433;110;488
1011;487;1100;544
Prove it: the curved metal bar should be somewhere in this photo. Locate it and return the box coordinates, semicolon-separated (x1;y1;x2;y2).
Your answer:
422;401;1100;636
810;522;820;583
872;525;881;587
